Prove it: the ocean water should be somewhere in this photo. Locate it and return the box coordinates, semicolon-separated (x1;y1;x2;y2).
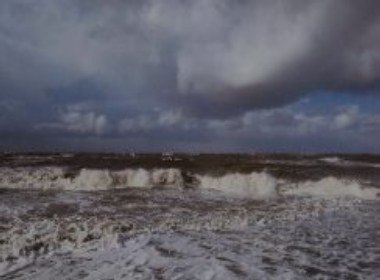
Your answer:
0;154;379;279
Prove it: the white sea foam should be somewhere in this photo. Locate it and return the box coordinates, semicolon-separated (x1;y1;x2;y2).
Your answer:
112;168;184;188
320;156;341;163
196;172;277;199
0;167;378;200
0;175;379;279
0;207;249;276
0;167;68;190
320;157;380;168
70;169;114;190
2;197;377;280
282;176;379;200
0;167;184;190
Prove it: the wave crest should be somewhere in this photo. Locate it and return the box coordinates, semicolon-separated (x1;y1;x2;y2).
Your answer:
283;177;378;200
196;172;277;199
0;167;378;200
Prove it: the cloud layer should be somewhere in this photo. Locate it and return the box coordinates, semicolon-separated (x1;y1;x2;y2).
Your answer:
0;0;379;151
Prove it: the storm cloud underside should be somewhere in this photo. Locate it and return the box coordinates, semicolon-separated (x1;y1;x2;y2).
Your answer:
0;0;379;151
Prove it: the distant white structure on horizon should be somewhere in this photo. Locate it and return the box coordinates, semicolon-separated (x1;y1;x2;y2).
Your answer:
162;152;174;161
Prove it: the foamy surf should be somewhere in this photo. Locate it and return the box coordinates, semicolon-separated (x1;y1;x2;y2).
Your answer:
0;167;378;200
283;176;379;200
0;167;184;191
196;172;277;199
1;187;378;279
1;155;379;278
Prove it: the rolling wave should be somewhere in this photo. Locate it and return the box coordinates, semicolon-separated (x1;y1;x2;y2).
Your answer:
0;167;378;200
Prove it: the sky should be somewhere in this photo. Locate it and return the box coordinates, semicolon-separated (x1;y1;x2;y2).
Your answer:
0;0;380;153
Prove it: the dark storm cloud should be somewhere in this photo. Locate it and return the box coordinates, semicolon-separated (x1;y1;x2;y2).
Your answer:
175;0;380;116
0;0;380;151
1;0;380;112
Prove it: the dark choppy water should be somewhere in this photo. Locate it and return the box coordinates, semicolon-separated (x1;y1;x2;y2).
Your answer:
0;154;379;279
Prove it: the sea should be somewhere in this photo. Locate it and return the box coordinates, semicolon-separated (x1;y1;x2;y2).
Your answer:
0;153;379;279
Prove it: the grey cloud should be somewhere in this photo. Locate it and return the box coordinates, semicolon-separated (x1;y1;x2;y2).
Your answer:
333;106;359;129
1;0;380;117
1;0;380;151
235;107;347;136
111;104;380;152
118;110;197;133
117;104;378;138
36;104;108;135
201;105;380;152
3;102;380;153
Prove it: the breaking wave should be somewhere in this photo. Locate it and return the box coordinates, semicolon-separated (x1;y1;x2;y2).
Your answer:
196;172;277;199
283;177;379;200
0;167;184;191
0;167;378;200
320;156;380;168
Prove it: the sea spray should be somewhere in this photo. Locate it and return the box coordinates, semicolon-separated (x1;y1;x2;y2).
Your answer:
0;167;378;199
